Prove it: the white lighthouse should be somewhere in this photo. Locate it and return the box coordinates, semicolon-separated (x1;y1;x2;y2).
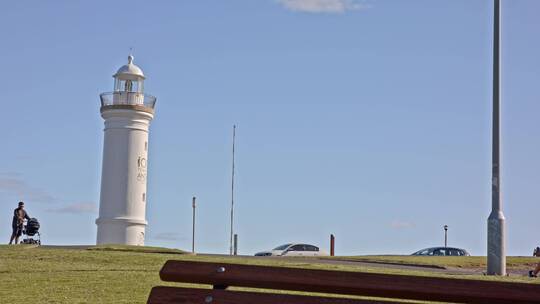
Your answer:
96;55;156;246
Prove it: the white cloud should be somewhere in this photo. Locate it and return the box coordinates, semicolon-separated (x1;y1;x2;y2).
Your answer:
276;0;371;13
0;173;56;204
390;220;416;229
46;202;97;214
152;232;186;241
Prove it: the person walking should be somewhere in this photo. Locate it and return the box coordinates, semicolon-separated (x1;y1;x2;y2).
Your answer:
529;247;540;278
9;201;30;245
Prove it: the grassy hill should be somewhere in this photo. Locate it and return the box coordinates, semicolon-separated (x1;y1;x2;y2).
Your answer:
1;245;538;303
0;245;186;303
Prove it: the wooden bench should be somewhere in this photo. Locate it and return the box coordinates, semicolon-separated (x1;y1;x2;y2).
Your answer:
147;260;540;304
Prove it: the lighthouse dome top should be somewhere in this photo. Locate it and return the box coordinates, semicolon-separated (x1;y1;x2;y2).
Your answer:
113;55;145;80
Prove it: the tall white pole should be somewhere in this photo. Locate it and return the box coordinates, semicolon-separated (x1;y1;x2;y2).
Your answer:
487;0;506;276
229;125;236;255
192;196;196;253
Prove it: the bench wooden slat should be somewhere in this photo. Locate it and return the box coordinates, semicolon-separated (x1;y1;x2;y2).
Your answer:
159;260;540;304
147;286;402;304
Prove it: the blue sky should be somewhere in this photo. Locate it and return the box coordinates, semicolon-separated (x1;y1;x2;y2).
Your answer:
1;0;539;256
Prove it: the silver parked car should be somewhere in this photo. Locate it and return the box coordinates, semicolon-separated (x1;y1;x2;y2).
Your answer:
412;247;470;256
255;243;328;257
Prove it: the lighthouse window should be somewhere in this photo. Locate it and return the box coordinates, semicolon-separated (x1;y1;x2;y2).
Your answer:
115;79;125;92
114;79;142;93
124;80;133;91
144;142;148;151
142;193;146;202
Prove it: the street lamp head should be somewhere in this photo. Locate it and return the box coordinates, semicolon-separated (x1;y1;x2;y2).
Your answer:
444;225;448;230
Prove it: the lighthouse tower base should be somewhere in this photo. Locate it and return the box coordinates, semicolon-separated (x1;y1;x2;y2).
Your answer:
96;218;147;246
95;107;154;246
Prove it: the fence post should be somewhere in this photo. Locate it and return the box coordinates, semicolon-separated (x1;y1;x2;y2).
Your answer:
233;234;238;255
330;234;335;256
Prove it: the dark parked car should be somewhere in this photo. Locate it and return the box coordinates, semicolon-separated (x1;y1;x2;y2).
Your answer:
412;247;470;256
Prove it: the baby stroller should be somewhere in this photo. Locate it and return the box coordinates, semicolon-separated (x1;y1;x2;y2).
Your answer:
21;218;41;245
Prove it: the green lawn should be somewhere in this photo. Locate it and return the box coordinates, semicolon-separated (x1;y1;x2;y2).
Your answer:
327;255;539;269
0;245;538;303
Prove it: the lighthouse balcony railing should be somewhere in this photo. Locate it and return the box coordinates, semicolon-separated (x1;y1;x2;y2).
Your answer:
100;92;157;109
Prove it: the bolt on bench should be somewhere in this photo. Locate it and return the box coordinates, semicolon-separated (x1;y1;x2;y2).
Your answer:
147;260;540;304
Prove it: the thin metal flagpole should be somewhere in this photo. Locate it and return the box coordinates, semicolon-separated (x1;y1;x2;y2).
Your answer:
229;125;236;255
192;196;196;253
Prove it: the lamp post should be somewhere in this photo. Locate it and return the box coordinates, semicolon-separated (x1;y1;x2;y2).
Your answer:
192;196;196;253
444;225;448;248
487;0;506;276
